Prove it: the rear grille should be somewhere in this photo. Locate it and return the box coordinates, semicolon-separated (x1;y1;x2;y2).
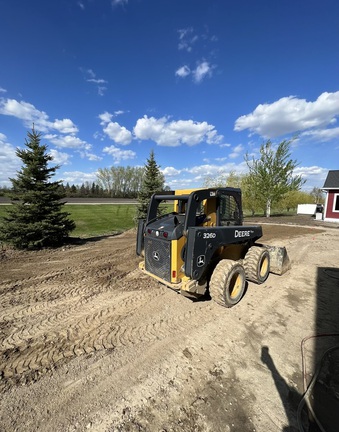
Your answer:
145;237;171;282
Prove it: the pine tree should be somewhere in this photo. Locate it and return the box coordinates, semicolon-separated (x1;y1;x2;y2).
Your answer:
0;128;75;249
136;150;165;219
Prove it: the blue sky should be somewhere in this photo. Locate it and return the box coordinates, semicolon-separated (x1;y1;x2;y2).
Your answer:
1;0;338;191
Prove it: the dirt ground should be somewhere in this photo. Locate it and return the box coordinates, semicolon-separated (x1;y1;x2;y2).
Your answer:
1;215;339;432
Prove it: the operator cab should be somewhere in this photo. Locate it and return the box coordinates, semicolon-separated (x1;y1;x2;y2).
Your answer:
136;187;243;256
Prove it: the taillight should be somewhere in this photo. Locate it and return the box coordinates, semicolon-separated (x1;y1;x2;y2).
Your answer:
163;231;168;238
147;229;152;234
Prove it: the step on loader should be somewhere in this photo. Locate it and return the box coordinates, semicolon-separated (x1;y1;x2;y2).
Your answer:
136;188;290;307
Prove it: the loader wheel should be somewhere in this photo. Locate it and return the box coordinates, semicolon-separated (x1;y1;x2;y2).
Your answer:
209;260;246;308
243;246;270;284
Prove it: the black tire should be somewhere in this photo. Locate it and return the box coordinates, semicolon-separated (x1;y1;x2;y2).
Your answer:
209;259;246;308
243;246;270;284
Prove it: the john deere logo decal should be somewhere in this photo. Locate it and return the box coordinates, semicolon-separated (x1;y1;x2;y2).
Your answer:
152;251;160;261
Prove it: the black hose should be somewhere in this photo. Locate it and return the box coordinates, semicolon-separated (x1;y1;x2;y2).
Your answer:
297;334;339;432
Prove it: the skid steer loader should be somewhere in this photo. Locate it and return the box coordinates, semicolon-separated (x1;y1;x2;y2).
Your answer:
136;188;290;307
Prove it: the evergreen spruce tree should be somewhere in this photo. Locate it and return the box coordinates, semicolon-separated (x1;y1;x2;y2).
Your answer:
0;128;76;249
136;150;165;219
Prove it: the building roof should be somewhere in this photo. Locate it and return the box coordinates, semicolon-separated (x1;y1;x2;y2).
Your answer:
323;170;339;189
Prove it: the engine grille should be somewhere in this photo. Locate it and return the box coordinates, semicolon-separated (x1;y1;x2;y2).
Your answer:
145;237;171;282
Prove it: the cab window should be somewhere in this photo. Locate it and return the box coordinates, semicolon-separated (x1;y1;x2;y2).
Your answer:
219;194;240;226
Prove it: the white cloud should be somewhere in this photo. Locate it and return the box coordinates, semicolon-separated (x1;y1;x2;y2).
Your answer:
82;68;108;96
166;177;196;189
50;149;71;165
99;111;113;123
301;126;339;141
99;112;132;144
185;164;224;176
93;131;104;141
229;144;244;159
193;61;213;83
185;162;248;177
111;0;128;6
163;161;329;192
99;110;126;123
175;61;214;83
293;165;329;190
0;98;49;128
79;151;103;161
0;97;98;165
52;118;78;134
98;86;107;96
175;65;191;78
103;145;136;163
0;134;21;185
162;161;249;189
162;167;181;177
45;134;91;150
60;171;98;185
177;27;198;52
133;115;223;147
87;78;107;84
102;121;132;145
0;87;7;93
0;98;78;134
294;165;328;177
175;25;218;84
234;91;339;139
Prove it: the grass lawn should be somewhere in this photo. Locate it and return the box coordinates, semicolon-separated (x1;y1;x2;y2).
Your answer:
0;204;138;238
66;205;138;237
0;204;298;239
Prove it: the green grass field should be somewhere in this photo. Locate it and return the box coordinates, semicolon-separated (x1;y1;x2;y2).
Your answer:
0;204;138;238
0;203;298;240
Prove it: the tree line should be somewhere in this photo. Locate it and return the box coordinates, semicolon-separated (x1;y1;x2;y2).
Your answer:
0;165;161;199
0;183;112;199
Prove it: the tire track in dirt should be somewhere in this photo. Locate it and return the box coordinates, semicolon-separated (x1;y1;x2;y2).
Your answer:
0;230;221;393
1;291;180;382
0;281;215;391
1;233;141;387
0;253;140;311
1;286;157;375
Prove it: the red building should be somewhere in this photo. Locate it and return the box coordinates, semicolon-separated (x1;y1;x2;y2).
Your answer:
322;170;339;222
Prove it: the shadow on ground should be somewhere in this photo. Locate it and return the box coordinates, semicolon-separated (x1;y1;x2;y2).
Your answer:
261;266;339;431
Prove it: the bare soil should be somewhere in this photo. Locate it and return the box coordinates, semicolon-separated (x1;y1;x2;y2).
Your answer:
1;215;339;432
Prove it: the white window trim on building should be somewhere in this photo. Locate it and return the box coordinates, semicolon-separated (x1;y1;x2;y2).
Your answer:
333;193;339;212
